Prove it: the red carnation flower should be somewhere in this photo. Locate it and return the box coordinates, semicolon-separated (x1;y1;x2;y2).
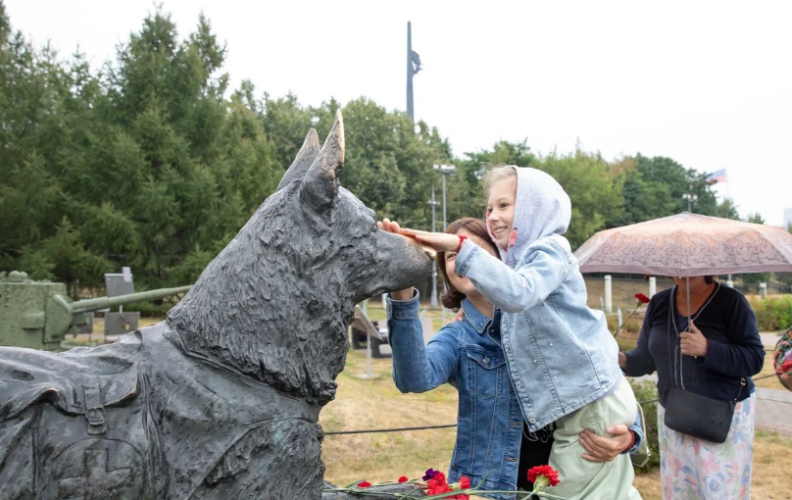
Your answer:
459;476;471;489
426;472;450;495
357;481;371;488
427;480;451;495
635;293;651;304
527;465;560;491
398;476;409;483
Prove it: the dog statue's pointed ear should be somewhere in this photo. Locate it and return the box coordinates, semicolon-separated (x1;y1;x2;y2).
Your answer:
276;129;320;190
300;110;344;211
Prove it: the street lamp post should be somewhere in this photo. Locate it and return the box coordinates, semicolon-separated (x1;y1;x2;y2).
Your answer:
428;186;440;308
433;164;456;321
433;164;456;229
682;193;698;213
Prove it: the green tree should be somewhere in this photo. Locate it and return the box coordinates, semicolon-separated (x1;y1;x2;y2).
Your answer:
451;142;621;248
739;212;770;289
449;140;536;223
539;149;623;249
0;5;279;289
745;212;765;224
633;154;719;216
0;1;103;282
305;98;450;229
714;197;741;220
611;154;721;226
259;92;314;171
609;166;675;226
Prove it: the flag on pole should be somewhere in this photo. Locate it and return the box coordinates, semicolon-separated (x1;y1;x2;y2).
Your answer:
708;168;727;184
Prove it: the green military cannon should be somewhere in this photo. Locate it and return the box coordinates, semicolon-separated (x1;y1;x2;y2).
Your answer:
0;270;191;351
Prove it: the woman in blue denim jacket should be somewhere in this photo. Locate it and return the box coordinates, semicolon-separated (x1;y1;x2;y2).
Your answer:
386;218;644;498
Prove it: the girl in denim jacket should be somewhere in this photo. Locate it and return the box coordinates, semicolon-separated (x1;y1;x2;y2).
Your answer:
386;167;641;500
385;218;644;498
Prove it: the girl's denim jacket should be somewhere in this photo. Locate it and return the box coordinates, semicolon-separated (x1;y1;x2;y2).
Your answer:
455;234;626;431
387;292;644;497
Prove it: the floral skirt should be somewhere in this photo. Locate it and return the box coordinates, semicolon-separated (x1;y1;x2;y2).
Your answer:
657;393;755;500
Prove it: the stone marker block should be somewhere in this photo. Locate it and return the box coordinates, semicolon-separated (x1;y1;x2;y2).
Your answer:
104;311;140;336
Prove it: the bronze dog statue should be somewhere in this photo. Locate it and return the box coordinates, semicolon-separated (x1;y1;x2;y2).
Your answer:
0;112;432;500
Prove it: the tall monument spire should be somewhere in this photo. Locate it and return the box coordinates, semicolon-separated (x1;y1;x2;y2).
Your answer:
406;21;421;121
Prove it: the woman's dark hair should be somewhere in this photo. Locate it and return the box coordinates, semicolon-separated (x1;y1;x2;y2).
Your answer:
438;218;498;311
661;276;715;284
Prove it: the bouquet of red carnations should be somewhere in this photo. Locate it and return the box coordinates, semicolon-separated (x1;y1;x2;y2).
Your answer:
324;465;563;499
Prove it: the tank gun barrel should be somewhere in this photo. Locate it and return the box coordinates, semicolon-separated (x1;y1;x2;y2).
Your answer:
70;285;192;313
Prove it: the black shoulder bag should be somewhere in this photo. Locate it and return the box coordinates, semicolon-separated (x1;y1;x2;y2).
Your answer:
662;284;745;444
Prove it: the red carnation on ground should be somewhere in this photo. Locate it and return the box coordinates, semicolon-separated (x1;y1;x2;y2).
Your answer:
427;480;451;495
357;481;371;488
426;471;451;495
527;465;560;492
635;293;651;304
398;476;409;483
458;476;471;489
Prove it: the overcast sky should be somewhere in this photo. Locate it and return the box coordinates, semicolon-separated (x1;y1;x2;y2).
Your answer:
6;0;792;226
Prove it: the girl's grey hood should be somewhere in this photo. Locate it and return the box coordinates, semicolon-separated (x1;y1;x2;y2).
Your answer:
491;166;572;266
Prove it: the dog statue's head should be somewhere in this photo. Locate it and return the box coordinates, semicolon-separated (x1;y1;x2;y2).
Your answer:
167;111;432;403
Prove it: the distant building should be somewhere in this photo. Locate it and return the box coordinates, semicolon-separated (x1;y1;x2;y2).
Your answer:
785;208;792;229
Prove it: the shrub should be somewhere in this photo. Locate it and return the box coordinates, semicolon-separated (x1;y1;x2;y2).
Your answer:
117;300;175;317
749;296;792;331
628;380;660;473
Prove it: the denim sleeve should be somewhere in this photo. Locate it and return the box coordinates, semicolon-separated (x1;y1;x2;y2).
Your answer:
701;293;765;378
622;409;645;455
623;299;657;377
454;239;569;314
386;291;459;393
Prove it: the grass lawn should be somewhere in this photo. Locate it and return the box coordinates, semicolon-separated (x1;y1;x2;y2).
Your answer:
323;348;792;499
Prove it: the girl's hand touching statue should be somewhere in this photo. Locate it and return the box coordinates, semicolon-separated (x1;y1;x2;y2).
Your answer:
378;218;463;253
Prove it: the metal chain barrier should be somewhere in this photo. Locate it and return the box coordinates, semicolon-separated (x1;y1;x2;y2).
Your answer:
325;424;457;436
324;396;791;436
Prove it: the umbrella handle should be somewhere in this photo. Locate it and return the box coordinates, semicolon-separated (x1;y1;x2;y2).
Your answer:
686;277;692;327
685;277;698;360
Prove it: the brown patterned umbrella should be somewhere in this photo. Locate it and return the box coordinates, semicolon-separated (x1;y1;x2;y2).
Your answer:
574;213;792;277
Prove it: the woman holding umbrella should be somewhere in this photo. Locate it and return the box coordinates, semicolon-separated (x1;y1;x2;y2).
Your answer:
575;212;790;500
619;276;764;500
